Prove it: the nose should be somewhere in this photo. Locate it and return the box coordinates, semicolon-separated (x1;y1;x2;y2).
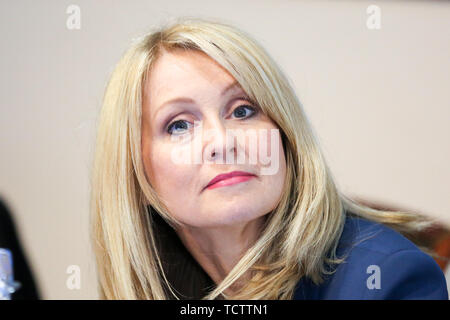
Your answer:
202;117;238;164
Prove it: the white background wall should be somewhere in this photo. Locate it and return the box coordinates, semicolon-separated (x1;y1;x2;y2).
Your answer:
0;0;449;299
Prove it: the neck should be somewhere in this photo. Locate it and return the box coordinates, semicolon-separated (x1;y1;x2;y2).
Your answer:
175;215;266;295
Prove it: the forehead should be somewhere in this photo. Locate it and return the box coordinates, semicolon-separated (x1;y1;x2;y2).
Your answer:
143;50;239;107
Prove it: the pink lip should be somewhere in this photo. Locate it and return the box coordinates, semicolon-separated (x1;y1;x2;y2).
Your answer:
205;171;256;190
206;175;254;190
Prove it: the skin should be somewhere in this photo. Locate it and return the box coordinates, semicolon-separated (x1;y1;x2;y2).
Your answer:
141;48;286;295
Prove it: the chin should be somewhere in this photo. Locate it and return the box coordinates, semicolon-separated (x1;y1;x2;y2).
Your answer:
208;207;266;227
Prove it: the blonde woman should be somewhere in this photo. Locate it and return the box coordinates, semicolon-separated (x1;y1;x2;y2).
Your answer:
90;17;448;300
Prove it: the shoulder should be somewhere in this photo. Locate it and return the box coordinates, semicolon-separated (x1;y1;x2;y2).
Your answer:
337;214;420;256
294;215;449;300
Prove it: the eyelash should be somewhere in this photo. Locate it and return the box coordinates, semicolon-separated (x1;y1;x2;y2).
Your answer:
166;104;258;135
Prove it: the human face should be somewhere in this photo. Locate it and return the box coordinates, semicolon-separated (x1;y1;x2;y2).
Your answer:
141;49;286;228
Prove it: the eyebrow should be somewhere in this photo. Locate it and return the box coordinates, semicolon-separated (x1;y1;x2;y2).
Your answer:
153;81;243;119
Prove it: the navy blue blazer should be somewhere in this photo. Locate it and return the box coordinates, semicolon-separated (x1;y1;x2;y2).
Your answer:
293;215;449;300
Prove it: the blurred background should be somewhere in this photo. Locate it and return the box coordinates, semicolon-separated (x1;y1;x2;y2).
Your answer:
0;0;449;299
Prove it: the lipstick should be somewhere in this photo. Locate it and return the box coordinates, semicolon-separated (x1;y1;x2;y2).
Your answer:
205;171;255;190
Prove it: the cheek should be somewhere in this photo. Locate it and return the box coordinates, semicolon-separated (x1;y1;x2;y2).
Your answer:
144;141;194;201
145;142;173;188
256;122;286;176
260;129;287;212
271;128;287;182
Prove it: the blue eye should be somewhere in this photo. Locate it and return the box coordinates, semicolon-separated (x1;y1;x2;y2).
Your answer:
166;105;257;135
232;105;257;119
167;120;192;135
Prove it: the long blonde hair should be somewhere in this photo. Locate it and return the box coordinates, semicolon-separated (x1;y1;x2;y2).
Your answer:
90;16;437;300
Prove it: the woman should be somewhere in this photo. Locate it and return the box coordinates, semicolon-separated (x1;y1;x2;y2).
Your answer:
90;17;448;300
